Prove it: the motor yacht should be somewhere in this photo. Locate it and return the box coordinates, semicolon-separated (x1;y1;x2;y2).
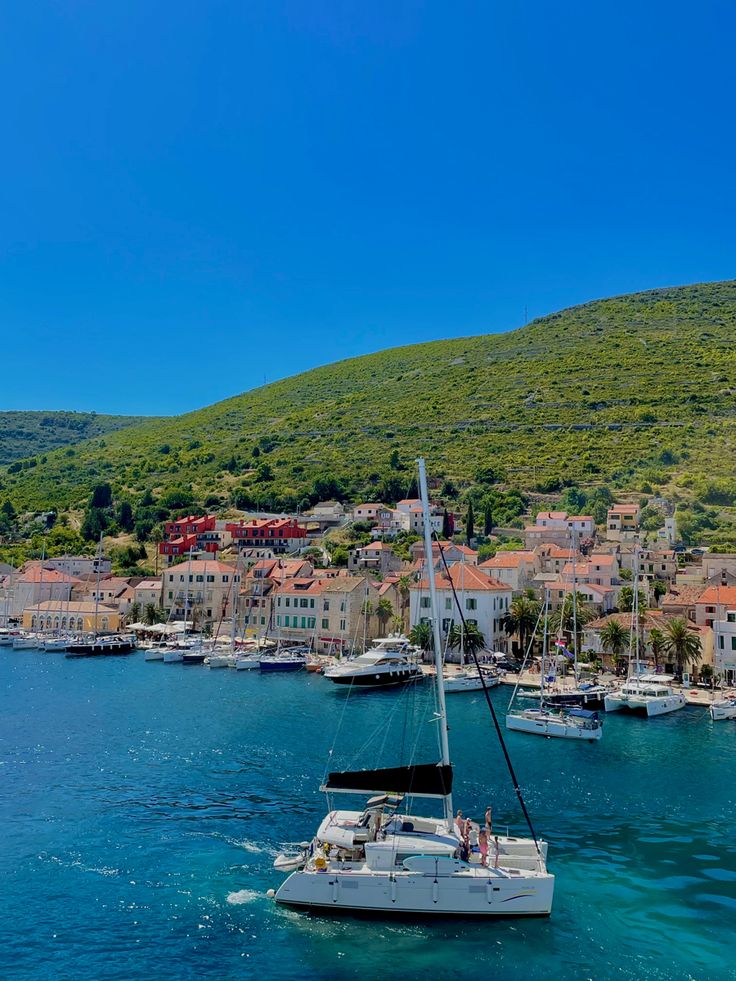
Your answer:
323;636;423;688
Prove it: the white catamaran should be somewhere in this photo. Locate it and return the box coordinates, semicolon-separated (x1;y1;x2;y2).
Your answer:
269;459;554;917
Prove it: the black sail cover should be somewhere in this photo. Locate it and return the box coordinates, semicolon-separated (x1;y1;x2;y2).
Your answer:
323;762;453;798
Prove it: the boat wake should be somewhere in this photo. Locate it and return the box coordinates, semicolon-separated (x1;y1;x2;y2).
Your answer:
226;889;260;905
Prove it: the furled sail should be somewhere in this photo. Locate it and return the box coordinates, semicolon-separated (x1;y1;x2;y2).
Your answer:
322;762;453;799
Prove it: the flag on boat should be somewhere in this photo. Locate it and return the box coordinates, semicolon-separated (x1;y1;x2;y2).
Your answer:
554;640;575;659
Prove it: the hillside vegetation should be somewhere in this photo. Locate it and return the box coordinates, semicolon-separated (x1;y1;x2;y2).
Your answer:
2;282;736;519
0;411;151;465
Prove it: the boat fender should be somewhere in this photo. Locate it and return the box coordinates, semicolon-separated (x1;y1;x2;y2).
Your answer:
315;856;327;870
266;889;275;899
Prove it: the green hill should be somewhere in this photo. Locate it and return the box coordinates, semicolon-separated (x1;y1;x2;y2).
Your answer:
2;281;736;516
0;411;153;466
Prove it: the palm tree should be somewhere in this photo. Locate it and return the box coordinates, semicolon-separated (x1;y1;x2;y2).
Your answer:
409;622;433;651
448;621;485;660
663;618;702;678
502;595;540;657
396;574;413;629
375;597;394;633
144;602;158;626
649;627;666;670
127;601;142;624
600;619;628;671
550;592;595;635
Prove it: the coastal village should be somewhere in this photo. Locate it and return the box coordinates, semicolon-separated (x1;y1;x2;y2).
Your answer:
2;493;735;689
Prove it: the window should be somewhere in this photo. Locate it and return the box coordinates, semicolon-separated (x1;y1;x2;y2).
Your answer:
285;597;290;607
718;635;724;649
276;616;281;627
732;638;736;651
310;599;315;609
323;600;330;611
465;598;477;611
220;575;227;583
284;615;290;627
260;616;265;625
300;598;309;608
445;598;452;610
322;618;329;629
728;613;736;623
301;617;306;628
196;575;204;583
168;591;173;600
340;619;347;631
420;597;431;609
442;618;453;632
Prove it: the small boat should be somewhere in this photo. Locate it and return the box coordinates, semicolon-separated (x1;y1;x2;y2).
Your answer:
506;590;603;741
443;667;501;693
506;706;603;740
12;634;39;650
182;651;207;665
709;694;736;721
543;683;609;711
163;648;185;663
0;628;20;647
205;653;237;668
323;636;423;688
259;652;307;672
235;654;261;670
305;658;324;673
66;633;137;657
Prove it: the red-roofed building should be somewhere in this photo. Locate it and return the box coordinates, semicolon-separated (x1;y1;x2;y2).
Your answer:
695;585;736;628
606;503;641;542
348;541;403;576
410;564;511;656
159;515;220;563
524;511;595;549
226;518;307;555
163;560;240;622
2;564;80;618
479;550;539;592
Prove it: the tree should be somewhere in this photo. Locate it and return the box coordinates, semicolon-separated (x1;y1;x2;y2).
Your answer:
649;627;666;670
90;483;113;509
1;500;16;521
465;499;474;546
127;602;142;624
448;621;485;660
502;596;541;658
483;503;493;537
549;592;595;637
652;579;668;605
81;507;108;542
144;603;159;626
409;622;433;651
405;475;419;500
256;462;274;483
618;585;647;613
117;501;134;532
389;449;402;471
663;618;702;678
376;597;394;632
600;620;628;665
396;574;413;628
441;509;452;539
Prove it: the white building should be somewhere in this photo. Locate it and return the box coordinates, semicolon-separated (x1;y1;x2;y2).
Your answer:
410;564;511;658
714;609;736;685
396;499;444;536
42;554;112;578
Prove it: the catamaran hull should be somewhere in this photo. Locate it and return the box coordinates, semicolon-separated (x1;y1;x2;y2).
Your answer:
274;869;554;917
709;701;736;721
603;694;686;717
506;713;602;740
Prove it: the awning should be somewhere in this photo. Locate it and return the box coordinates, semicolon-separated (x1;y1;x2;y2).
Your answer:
322;762;453;799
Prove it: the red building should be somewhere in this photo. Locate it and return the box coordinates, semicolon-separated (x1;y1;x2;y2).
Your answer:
159;515;220;563
226;518;308;555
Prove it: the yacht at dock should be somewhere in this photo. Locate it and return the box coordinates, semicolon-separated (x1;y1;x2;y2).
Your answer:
323;635;423;688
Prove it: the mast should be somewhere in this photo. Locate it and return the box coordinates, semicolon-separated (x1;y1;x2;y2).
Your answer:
93;534;102;638
571;530;578;682
35;545;46;633
417;458;454;831
183;546;193;636
540;589;550;706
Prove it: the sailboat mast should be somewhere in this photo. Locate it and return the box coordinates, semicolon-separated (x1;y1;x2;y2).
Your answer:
417;458;453;830
571;530;578;681
541;589;550;705
93;534;103;638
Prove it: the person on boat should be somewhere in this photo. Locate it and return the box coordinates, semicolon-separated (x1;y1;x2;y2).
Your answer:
454;809;464;837
493;836;501;868
485;806;493;835
468;819;479;850
478;829;489;866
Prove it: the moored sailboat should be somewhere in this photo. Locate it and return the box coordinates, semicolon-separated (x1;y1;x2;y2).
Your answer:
269;458;554;917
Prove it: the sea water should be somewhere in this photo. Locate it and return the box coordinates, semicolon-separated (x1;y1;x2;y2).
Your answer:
1;652;734;981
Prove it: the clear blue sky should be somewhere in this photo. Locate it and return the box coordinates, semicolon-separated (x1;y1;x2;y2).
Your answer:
2;1;735;416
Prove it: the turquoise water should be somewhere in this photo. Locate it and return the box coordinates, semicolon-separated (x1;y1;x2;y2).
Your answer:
1;652;734;981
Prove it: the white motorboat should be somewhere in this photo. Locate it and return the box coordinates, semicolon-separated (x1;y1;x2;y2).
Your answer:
710;694;736;721
324;636;423;688
604;676;686;717
269;458;554;918
163;648;185;663
443;668;501;693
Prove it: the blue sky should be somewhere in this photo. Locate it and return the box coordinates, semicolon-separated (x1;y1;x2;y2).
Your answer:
1;1;735;416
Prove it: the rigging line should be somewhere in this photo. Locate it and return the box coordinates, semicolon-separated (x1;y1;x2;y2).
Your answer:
433;533;540;851
507;603;546;710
